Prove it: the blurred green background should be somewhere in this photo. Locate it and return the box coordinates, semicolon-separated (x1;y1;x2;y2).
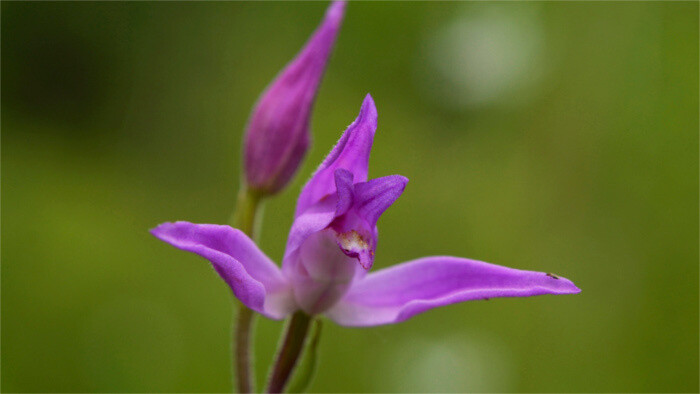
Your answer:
2;1;698;392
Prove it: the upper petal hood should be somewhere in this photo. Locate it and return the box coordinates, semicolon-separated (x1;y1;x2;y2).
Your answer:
294;94;377;217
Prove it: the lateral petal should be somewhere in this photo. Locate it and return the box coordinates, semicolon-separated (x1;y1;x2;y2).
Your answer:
151;222;295;319
326;256;580;326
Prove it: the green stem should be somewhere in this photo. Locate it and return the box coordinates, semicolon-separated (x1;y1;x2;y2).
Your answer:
234;306;256;393
231;187;264;236
286;319;323;393
266;312;313;393
231;187;264;393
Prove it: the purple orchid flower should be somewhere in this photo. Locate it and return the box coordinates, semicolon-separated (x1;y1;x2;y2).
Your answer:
244;1;345;196
152;95;580;327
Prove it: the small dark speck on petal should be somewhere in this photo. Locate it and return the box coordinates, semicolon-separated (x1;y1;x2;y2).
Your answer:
546;273;560;279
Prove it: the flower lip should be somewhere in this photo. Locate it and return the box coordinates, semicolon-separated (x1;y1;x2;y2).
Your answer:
328;212;375;270
326;170;408;270
334;228;374;270
336;230;370;254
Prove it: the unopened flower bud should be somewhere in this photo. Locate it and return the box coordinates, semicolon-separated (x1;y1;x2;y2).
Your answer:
243;1;345;196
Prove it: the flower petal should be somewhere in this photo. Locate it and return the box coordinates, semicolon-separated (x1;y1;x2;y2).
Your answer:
353;175;408;227
151;222;295;319
294;94;377;217
333;168;355;217
325;256;581;326
289;229;358;315
283;194;338;268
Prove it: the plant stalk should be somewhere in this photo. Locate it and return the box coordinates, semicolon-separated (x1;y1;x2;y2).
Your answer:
231;187;264;393
266;311;313;393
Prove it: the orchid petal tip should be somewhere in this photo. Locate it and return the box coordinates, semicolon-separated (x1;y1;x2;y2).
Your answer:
358;94;378;124
362;93;375;107
544;272;581;294
149;222;171;236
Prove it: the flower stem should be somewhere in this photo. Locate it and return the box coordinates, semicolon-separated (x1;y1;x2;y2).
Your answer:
232;187;264;237
234;306;256;393
231;187;264;393
266;311;313;393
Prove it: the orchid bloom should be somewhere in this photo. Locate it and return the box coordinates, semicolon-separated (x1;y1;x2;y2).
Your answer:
152;95;580;327
244;1;345;196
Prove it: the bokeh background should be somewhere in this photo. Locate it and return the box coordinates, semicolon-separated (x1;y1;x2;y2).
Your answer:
2;1;698;392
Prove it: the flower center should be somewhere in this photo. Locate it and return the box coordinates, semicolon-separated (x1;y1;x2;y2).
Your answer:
337;230;369;252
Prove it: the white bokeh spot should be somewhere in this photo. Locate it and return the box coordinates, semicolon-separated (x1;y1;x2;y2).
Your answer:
418;6;547;109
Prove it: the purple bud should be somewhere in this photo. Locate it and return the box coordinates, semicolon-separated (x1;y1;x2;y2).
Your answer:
243;1;346;195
